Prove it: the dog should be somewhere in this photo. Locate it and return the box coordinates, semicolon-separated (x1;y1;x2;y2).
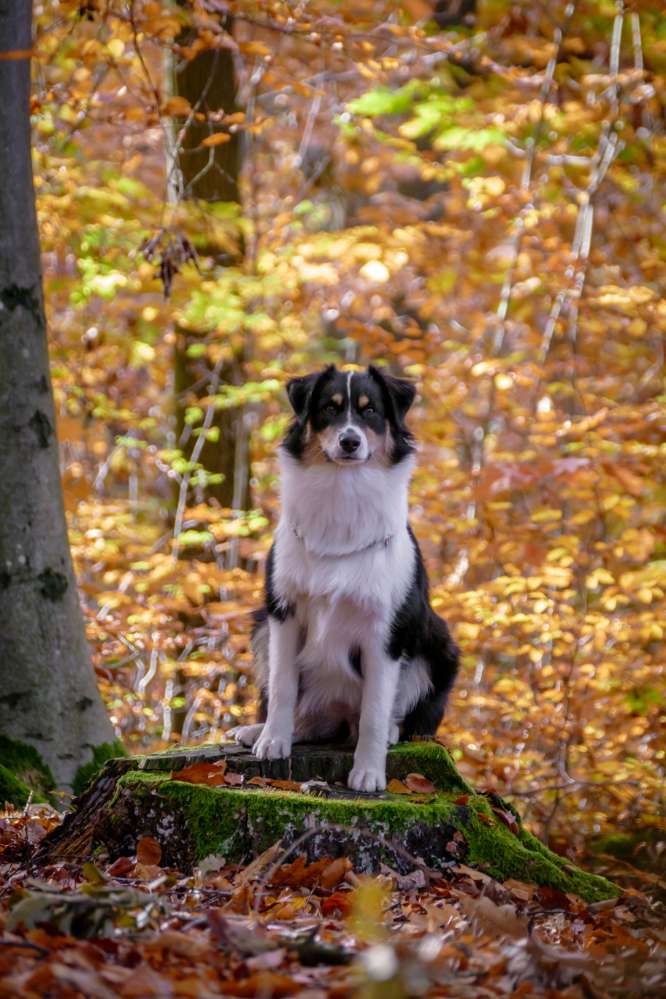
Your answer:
228;365;458;791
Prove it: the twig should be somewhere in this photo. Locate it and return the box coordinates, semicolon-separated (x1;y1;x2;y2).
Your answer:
538;1;624;365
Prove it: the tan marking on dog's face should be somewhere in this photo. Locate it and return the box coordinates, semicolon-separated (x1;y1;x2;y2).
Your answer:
364;426;393;466
331;393;343;406
301;431;331;466
358;394;369;409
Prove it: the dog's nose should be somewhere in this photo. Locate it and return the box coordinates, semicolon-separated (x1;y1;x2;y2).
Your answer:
339;430;361;454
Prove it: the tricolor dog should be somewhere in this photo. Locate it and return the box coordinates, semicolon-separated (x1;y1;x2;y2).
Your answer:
229;365;458;791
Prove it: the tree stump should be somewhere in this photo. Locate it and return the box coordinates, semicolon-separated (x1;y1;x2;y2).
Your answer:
37;741;618;902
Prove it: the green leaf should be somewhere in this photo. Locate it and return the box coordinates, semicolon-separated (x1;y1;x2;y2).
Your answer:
434;126;506;151
347;81;420;117
177;529;214;547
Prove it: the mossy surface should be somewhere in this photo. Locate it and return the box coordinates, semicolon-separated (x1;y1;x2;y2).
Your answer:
72;740;127;796
108;752;619;902
0;765;33;807
0;734;55;805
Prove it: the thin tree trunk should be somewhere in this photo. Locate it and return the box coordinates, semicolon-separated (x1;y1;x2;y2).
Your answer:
0;1;114;786
169;19;250;515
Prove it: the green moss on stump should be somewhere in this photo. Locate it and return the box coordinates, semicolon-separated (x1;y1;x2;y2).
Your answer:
89;741;618;902
0;766;33;808
72;740;127;796
0;735;55;806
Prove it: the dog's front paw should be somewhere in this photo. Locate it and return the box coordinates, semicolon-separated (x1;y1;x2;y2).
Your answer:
253;729;292;760
227;723;264;747
348;763;386;792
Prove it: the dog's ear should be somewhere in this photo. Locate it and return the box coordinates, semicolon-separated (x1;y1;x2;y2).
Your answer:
368;365;416;421
286;366;335;419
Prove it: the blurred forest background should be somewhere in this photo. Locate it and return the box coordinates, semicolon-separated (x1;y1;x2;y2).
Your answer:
34;0;664;860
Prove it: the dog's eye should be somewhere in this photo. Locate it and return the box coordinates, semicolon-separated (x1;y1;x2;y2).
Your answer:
324;403;338;416
363;405;375;415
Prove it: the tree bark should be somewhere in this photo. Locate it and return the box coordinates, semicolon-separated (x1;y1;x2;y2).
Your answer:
0;1;114;786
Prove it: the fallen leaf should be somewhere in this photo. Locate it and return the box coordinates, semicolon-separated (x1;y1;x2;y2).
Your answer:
404;773;437;794
135;836;162;866
265;895;307;920
321;891;352;918
492;808;519;834
107;856;134;877
534;885;573;911
246;948;287;971
173;759;227;786
216;973;299;997
320;857;352;889
119;963;174;997
264;779;303;792
387;778;411;794
459;893;528;940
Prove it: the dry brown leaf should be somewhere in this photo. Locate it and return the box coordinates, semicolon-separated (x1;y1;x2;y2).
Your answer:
135;835;161;866
459;892;528;940
387;778;411;794
264;779;303;792
216;973;299;998
404;772;437;794
173;759;227;786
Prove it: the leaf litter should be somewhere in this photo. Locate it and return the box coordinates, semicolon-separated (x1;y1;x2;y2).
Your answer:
1;803;664;998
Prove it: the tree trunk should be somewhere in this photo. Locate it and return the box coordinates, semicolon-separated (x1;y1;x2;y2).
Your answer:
169;18;250;516
0;2;115;787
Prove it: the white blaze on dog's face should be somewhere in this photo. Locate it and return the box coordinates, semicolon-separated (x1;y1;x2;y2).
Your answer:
283;365;416;468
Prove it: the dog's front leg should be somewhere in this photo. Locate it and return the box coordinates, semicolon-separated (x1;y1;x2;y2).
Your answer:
253;614;299;760
348;642;400;792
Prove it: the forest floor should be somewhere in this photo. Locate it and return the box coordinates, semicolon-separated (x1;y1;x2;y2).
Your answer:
0;803;664;998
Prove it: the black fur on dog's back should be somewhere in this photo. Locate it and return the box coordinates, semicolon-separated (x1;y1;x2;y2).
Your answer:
389;528;459;738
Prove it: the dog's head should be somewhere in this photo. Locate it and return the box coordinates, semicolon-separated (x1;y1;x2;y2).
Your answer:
282;365;416;466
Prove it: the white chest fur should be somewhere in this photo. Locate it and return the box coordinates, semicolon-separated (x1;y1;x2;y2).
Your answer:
274;451;415;611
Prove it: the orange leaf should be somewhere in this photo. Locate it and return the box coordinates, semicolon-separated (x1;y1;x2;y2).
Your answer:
271;854;351;889
387;778;411;794
174;759;227;786
202;132;232;147
217;973;298;998
265;779;303;792
163;95;191;116
136;835;162;866
320;857;352;889
266;896;307;920
107;856;134;877
404;773;437;794
322;891;352;918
